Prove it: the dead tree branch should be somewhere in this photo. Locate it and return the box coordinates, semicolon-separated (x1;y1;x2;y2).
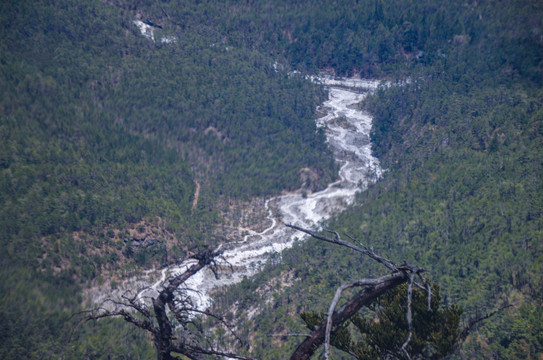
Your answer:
287;224;428;360
84;248;254;360
287;224;398;271
324;278;390;359
400;272;415;360
290;272;407;360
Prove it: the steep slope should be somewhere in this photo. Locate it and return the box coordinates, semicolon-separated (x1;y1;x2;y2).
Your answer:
0;0;336;358
1;0;542;358
209;1;543;359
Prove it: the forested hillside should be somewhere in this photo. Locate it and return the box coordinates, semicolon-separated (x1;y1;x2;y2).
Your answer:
0;0;335;357
1;0;542;359
209;1;543;359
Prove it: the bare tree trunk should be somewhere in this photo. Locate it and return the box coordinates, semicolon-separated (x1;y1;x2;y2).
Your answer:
286;224;428;360
289;271;407;360
153;294;174;360
85;249;254;360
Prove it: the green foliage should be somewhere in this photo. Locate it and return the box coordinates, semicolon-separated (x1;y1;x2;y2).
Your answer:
300;311;352;352
299;284;462;359
210;2;542;359
349;283;462;360
156;0;540;81
1;0;542;358
331;81;542;357
469;304;543;359
1;0;336;357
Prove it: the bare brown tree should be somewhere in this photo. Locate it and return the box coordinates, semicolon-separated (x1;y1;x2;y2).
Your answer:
286;224;431;360
84;248;254;360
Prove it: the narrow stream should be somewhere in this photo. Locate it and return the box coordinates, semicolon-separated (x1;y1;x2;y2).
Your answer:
87;76;383;310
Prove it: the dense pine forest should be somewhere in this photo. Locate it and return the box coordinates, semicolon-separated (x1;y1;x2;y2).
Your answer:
1;0;542;359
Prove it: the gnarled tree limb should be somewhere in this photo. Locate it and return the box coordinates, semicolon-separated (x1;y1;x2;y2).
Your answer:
287;224;429;360
290;271;407;360
85;248;254;360
287;224;398;271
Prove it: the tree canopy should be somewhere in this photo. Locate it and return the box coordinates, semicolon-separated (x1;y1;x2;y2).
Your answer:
1;0;542;358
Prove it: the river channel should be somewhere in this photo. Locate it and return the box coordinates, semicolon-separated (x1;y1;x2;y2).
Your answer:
87;76;383;311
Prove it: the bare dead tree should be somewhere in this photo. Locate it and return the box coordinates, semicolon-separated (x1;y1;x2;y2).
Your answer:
286;224;430;360
83;248;254;360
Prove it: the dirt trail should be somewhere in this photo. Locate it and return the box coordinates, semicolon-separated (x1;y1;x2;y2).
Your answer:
192;181;200;210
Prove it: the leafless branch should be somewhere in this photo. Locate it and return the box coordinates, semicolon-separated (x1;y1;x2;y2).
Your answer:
82;247;251;360
290;271;407;360
324;278;384;360
287;224;398;271
416;272;432;312
288;225;429;360
174;305;246;345
400;272;415;360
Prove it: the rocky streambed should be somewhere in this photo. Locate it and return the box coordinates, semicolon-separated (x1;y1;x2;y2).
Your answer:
86;76;383;311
